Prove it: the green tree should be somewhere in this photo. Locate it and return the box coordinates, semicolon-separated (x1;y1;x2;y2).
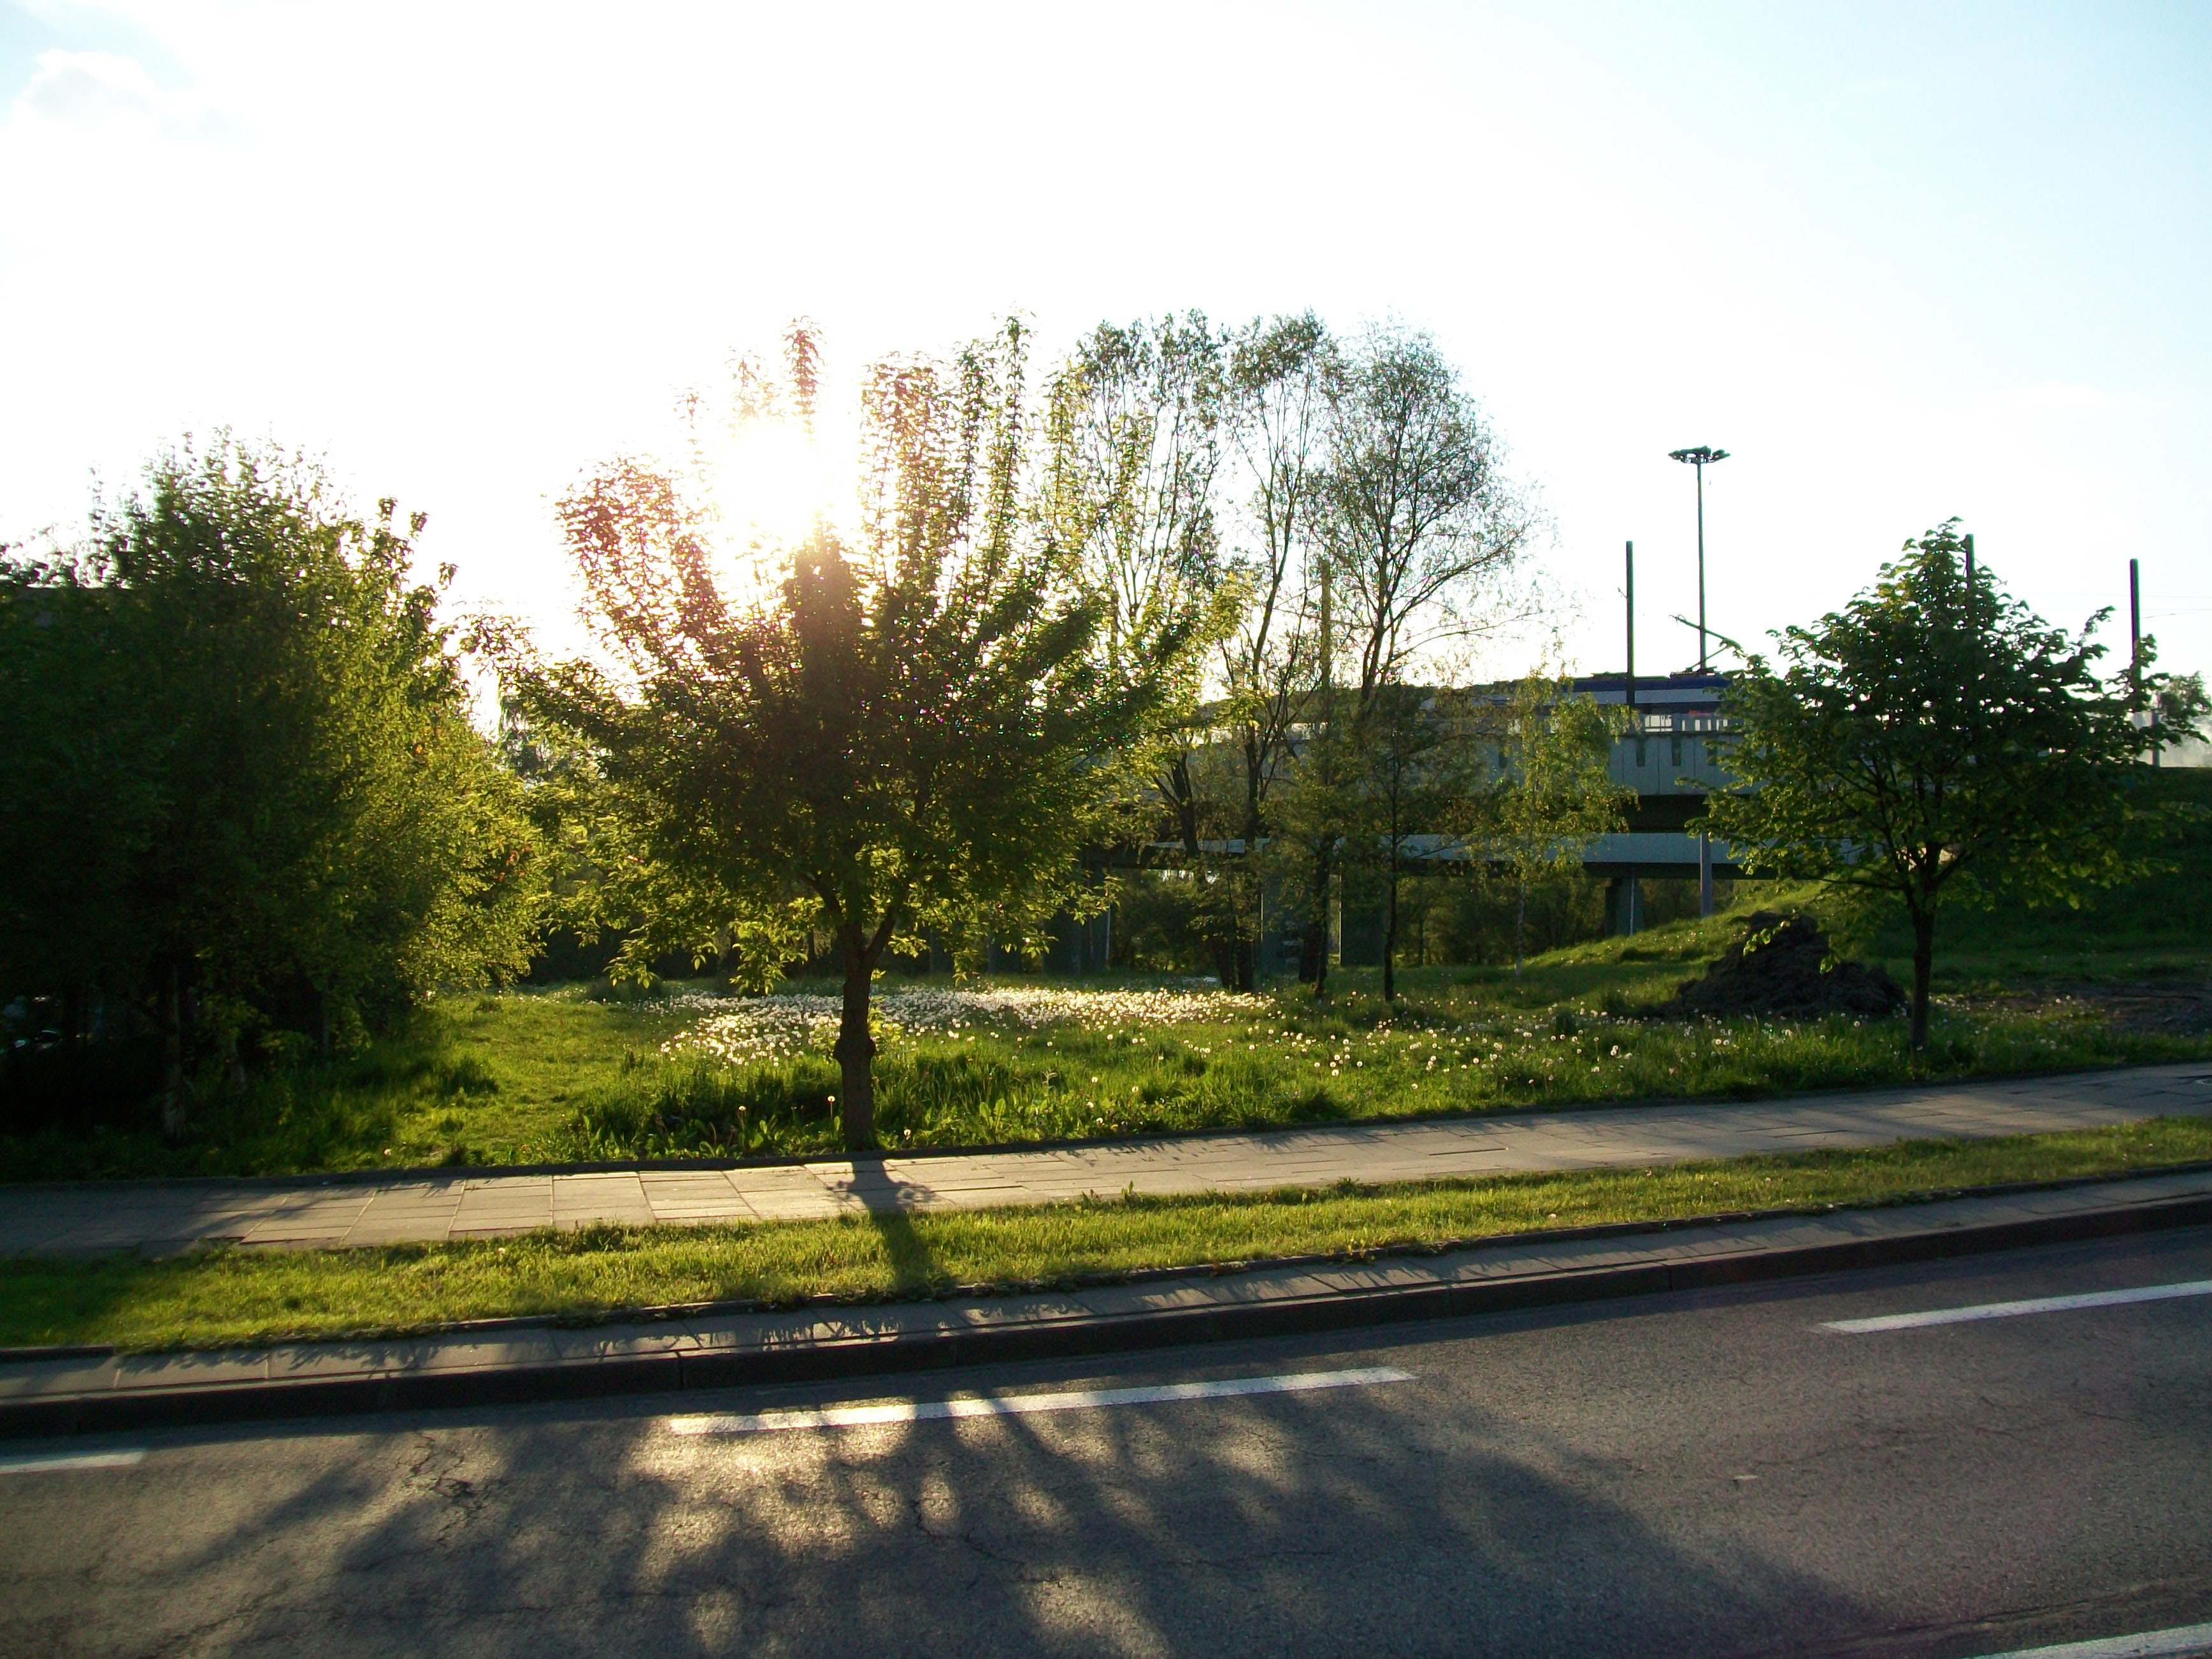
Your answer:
0;438;545;1133
2153;672;2210;763
1047;313;1339;993
1704;522;2167;1048
510;324;1214;1150
1466;673;1634;975
1042;315;1247;980
1209;313;1337;989
1341;683;1470;1001
1298;324;1537;994
0;562;164;1038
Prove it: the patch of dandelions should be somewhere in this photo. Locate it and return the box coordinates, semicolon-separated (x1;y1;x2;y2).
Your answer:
661;985;1275;1066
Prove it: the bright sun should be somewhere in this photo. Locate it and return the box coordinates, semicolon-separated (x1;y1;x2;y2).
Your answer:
702;422;840;553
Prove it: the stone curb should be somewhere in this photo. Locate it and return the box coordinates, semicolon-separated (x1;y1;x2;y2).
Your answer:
6;1179;2211;1439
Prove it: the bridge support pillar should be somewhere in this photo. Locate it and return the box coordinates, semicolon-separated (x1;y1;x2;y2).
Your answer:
1605;874;1643;938
1259;877;1305;981
1338;882;1384;968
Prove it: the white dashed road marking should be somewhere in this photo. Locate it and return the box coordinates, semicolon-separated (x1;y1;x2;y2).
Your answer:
0;1449;146;1476
1962;1619;2212;1658
1823;1279;2212;1333
664;1366;1414;1436
1822;1282;2212;1336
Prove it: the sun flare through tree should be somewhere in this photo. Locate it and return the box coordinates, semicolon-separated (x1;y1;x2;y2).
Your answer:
502;323;1221;1149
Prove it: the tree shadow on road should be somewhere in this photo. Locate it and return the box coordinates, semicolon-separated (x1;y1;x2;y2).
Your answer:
45;1323;1913;1659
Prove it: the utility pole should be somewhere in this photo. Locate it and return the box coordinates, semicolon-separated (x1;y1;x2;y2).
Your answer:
1668;445;1729;671
1963;533;1976;636
2132;557;2158;768
1964;531;1979;707
1623;539;1641;935
1624;540;1635;717
1669;448;1727;916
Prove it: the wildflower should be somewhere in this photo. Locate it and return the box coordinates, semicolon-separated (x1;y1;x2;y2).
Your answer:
661;984;1272;1065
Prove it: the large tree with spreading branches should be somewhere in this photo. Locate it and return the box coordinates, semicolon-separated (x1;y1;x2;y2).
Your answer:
1294;323;1539;994
508;324;1215;1149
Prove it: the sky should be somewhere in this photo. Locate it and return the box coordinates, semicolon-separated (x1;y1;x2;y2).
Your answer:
4;0;2209;685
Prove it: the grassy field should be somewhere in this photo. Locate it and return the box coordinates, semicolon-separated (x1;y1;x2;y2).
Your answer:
6;771;2210;1181
3;959;2204;1181
6;1115;2208;1353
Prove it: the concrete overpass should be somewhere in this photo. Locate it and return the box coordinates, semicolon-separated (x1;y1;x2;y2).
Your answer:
1024;671;1748;975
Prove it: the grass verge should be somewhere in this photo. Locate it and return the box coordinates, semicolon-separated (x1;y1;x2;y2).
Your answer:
10;970;2208;1181
7;1114;2210;1354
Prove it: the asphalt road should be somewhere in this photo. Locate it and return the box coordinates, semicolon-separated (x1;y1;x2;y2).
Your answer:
6;1230;2212;1658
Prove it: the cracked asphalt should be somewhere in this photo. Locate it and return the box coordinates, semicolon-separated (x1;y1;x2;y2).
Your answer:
5;1229;2212;1658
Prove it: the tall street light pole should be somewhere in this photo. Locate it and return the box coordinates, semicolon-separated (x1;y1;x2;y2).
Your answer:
1668;445;1729;671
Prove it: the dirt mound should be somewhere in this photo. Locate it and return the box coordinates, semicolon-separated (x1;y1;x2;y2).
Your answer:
1660;912;1904;1021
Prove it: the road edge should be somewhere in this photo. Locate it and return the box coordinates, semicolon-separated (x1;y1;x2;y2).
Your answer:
6;1181;2210;1439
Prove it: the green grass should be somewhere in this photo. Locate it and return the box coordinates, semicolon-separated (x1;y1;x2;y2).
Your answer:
1559;769;2212;990
7;1115;2209;1353
8;768;2211;1181
9;949;2212;1180
0;987;707;1179
6;971;2204;1181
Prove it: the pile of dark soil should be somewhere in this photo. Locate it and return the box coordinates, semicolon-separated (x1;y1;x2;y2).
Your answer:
1660;912;1905;1021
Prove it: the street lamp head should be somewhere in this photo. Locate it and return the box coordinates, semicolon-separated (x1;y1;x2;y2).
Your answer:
1669;445;1730;466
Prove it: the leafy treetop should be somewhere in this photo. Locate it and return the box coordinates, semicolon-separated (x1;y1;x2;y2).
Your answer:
506;322;1219;1149
1704;521;2183;1047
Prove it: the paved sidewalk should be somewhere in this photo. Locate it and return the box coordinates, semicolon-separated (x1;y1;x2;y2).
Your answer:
7;1165;2211;1435
4;1063;2209;1258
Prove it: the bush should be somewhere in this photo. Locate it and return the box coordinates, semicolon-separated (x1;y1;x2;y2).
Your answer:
0;438;548;1137
1111;871;1218;974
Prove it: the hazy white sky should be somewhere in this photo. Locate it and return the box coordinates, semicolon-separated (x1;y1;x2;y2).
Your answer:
4;1;2209;682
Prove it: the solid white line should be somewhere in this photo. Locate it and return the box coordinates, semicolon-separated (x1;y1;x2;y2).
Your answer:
1823;1279;2212;1333
665;1367;1414;1436
0;1449;146;1475
1962;1620;2212;1658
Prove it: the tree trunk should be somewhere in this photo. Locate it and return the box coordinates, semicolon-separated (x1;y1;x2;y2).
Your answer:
1239;772;1265;994
1302;845;1332;999
1514;882;1527;978
157;964;187;1142
219;1023;246;1097
834;926;879;1151
1382;859;1399;1002
1909;905;1936;1051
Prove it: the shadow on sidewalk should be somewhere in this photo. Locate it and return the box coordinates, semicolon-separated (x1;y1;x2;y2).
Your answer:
841;1158;942;1288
